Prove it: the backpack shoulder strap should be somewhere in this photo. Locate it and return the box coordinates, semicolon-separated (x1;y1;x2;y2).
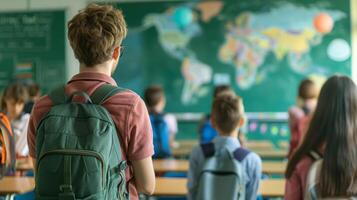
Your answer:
308;150;322;161
305;159;323;200
200;142;215;158
48;85;67;105
233;147;251;162
91;84;126;105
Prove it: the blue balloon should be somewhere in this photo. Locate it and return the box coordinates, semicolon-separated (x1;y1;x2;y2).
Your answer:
173;7;193;28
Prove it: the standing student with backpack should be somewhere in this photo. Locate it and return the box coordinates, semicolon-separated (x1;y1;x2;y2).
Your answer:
287;78;319;159
198;85;237;144
144;85;178;159
27;4;155;199
187;94;262;200
285;75;357;199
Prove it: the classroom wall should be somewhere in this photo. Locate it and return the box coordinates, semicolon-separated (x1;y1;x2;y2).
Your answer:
0;0;176;81
0;0;356;82
0;0;86;80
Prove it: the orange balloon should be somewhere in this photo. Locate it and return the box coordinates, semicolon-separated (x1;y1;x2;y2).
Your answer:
314;13;334;34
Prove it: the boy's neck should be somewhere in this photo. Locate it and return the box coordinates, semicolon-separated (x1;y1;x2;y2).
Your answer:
219;129;239;139
79;60;115;76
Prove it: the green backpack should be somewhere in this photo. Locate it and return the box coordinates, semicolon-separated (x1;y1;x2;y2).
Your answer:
35;84;128;200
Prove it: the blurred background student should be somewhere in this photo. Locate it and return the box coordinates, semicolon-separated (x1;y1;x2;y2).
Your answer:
285;75;357;199
1;82;30;157
144;85;178;158
198;85;235;144
287;78;319;159
23;82;40;114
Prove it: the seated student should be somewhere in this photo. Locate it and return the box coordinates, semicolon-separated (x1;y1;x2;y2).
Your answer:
198;85;236;143
23;82;40;114
287;78;319;159
144;85;178;158
1;82;30;157
188;94;262;200
285;75;357;199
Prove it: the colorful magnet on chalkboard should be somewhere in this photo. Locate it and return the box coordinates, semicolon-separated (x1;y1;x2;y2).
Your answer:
280;126;289;137
249;122;258;132
271;126;279;136
260;124;267;135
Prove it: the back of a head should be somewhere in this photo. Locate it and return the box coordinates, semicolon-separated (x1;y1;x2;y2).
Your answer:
286;75;357;197
144;85;164;112
28;83;40;98
1;82;29;111
314;75;357;197
68;3;127;67
298;78;318;101
213;85;235;99
211;94;244;135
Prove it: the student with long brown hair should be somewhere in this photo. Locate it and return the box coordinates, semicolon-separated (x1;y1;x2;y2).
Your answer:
285;75;357;199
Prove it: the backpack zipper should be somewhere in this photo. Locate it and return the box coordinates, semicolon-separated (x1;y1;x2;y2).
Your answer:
38;149;105;188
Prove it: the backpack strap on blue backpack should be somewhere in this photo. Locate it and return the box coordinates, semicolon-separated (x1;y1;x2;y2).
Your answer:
200;142;215;158
91;84;126;105
233;147;251;162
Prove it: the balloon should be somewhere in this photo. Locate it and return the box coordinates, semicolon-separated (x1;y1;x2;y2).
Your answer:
173;7;193;28
313;13;334;34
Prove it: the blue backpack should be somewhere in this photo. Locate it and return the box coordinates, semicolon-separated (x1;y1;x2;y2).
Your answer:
197;143;251;200
150;114;171;159
200;117;218;144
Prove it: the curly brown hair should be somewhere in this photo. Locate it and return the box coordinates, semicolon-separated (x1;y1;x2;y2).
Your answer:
68;3;127;66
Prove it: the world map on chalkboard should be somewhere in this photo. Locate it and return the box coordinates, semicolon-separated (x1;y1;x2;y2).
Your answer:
115;0;351;112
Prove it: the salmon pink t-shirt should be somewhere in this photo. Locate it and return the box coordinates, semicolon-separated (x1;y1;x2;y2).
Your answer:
27;72;154;200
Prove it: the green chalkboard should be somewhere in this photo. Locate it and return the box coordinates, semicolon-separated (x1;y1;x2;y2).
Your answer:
114;0;351;113
0;10;66;93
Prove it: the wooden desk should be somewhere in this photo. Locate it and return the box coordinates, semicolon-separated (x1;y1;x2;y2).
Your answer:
177;140;275;151
262;162;287;174
173;147;287;159
259;179;286;197
254;150;287;159
279;141;289;150
153;178;285;197
154;159;189;173
0;176;285;197
0;177;35;194
154;160;287;175
247;141;274;150
16;158;34;172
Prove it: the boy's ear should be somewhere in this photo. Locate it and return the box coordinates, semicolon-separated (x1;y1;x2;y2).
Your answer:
112;46;120;60
238;117;245;127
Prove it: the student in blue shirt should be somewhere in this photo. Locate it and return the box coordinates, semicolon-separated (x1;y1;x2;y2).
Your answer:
188;94;262;200
198;85;235;143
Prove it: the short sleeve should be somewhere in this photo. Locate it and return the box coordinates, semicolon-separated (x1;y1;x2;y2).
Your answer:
27;113;36;158
164;114;178;135
126;97;154;161
27;96;53;158
243;153;262;200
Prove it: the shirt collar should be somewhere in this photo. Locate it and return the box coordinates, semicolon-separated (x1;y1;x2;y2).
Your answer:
213;136;241;152
68;72;117;86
